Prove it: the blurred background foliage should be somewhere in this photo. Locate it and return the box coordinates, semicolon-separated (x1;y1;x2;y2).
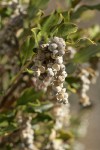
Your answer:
0;0;100;150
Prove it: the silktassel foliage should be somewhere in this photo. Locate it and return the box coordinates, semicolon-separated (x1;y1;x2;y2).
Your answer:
0;0;100;150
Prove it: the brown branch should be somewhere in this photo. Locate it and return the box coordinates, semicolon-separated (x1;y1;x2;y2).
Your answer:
0;129;22;147
0;8;29;112
0;57;35;112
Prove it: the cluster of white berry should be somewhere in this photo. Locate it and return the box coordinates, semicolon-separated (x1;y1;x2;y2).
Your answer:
17;116;37;150
1;0;26;18
44;103;70;150
32;37;68;104
78;68;91;107
45;139;70;150
53;104;70;130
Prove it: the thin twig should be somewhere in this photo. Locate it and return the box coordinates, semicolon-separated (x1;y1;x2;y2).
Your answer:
0;56;35;112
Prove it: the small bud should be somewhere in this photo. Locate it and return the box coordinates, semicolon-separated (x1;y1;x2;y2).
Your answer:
34;69;41;77
59;38;66;46
64;93;68;99
47;68;54;76
58;43;65;52
52;36;60;44
81;76;90;84
80;96;90;107
60;64;65;71
56;93;64;100
39;66;45;73
48;43;58;51
53;50;58;55
83;84;89;91
47;63;53;68
35;61;41;67
58;76;65;82
51;54;56;59
58;50;65;55
59;83;63;88
63;99;68;104
61;88;66;93
46;53;51;58
22;132;28;138
81;93;87;98
56;56;63;64
62;71;67;77
52;64;60;71
82;69;89;77
54;86;62;92
41;43;49;49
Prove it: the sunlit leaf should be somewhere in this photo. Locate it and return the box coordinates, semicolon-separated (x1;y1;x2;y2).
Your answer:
66;62;77;74
20;36;35;65
32;113;53;124
28;0;49;19
17;88;43;106
27;102;54;113
57;23;78;37
58;130;74;140
66;76;81;90
40;11;63;36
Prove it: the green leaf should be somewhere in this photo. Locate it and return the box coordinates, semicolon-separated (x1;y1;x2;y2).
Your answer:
75;37;96;47
27;102;54;113
73;43;100;63
34;103;53;113
0;110;16;123
31;27;41;47
0;124;17;136
57;23;78;37
66;76;81;90
17;87;43;106
0;7;13;18
25;68;34;74
28;0;49;19
0;110;17;136
0;121;8;127
32;113;53;124
66;62;77;74
58;130;74;140
20;36;35;65
41;11;63;33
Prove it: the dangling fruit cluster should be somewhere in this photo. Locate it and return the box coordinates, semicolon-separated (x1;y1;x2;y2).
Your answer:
32;37;68;104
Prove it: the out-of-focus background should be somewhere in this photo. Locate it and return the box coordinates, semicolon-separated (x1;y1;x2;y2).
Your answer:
0;0;100;149
45;0;100;150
